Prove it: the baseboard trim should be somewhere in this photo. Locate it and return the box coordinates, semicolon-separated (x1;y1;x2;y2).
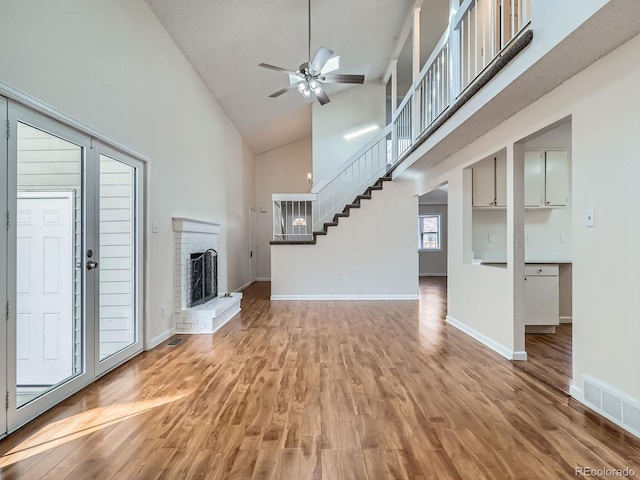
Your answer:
445;315;522;360
148;328;175;350
419;273;447;277
512;350;528;361
271;294;419;301
559;316;573;324
256;277;271;282
235;281;252;292
569;384;583;401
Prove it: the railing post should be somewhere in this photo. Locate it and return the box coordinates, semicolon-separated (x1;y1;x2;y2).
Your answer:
390;59;398;165
449;0;462;101
412;6;421;143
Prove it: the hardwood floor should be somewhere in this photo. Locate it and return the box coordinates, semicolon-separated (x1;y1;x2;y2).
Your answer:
513;324;573;394
1;279;639;479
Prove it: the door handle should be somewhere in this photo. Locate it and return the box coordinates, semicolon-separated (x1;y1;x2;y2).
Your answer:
86;260;99;270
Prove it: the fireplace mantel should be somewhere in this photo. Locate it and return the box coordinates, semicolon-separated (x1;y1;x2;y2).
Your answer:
172;217;221;234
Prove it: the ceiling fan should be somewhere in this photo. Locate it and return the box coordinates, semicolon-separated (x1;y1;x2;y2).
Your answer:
258;0;365;105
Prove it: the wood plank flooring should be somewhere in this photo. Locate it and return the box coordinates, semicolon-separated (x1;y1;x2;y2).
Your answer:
1;279;639;479
513;324;573;394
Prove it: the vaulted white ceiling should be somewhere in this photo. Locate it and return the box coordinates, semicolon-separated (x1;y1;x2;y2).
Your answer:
145;0;414;154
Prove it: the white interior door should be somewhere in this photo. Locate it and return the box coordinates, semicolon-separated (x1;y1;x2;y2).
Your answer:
16;193;74;386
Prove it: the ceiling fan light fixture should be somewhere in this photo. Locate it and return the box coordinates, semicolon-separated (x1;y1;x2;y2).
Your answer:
308;79;319;90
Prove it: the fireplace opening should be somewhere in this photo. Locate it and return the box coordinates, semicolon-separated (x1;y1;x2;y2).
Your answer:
189;249;217;307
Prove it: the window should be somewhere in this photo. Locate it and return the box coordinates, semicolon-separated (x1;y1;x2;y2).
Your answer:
419;214;441;250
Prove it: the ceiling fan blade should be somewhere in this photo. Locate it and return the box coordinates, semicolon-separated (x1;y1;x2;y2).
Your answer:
320;73;365;84
269;82;301;98
309;47;334;73
258;63;296;74
288;73;304;85
314;88;331;105
320;56;340;74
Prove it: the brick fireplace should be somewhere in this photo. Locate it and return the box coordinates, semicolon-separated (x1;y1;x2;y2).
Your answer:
172;217;242;334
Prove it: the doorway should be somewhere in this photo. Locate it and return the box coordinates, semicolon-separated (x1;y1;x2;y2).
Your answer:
417;183;449;329
1;98;145;435
512;120;573;394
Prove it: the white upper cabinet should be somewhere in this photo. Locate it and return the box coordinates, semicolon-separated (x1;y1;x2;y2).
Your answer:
473;150;570;208
524;151;545;207
472;153;506;207
495;154;507;207
545;150;570;206
525;149;570;208
472;157;497;207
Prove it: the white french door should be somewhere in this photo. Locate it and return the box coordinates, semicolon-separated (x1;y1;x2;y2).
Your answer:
1;99;145;435
93;143;143;376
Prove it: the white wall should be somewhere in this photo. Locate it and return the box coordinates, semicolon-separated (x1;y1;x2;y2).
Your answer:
0;0;255;345
255;138;312;280
410;32;640;403
419;204;448;276
271;180;418;298
312;84;386;185
472;208;573;262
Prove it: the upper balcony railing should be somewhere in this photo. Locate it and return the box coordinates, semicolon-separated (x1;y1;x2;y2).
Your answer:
273;1;533;241
455;0;532;90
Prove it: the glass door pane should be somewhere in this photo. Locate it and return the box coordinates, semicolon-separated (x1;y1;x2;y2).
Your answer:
98;154;137;362
14;122;84;408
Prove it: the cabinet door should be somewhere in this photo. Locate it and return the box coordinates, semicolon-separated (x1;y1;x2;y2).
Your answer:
545;150;570;206
495;153;507;207
472;157;496;207
524;275;559;325
524;151;544;207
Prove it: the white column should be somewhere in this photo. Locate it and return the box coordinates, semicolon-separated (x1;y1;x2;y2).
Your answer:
507;142;526;357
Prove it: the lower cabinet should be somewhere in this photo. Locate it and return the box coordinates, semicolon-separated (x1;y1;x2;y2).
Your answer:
524;264;559;332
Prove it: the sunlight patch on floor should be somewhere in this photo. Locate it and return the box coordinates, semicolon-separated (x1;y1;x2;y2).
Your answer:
0;392;191;468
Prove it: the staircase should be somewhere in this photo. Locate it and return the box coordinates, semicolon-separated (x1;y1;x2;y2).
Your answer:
270;174;392;245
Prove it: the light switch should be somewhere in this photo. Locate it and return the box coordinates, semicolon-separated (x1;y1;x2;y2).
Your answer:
560;234;567;244
152;222;159;233
526;234;533;244
488;234;494;244
584;209;595;227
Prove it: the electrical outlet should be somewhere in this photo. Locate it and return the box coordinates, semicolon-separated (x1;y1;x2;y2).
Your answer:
161;305;166;317
488;234;494;244
560;234;567;244
152;222;159;233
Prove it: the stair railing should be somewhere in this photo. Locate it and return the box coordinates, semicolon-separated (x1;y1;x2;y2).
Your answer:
272;1;533;241
311;126;392;232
